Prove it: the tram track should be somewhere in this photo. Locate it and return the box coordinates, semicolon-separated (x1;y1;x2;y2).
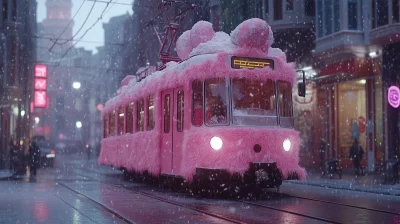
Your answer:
73;171;339;223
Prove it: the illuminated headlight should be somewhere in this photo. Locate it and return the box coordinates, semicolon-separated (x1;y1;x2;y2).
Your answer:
210;136;223;151
46;154;55;158
283;139;291;152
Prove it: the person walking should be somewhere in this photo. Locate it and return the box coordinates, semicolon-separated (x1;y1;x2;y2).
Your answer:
29;140;41;178
349;138;364;175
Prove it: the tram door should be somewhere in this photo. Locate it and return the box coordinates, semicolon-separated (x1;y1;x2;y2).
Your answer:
161;88;184;175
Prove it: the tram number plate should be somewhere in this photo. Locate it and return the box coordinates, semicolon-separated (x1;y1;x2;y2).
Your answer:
255;169;269;182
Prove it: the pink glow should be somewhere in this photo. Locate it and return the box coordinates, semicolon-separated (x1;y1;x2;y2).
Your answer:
34;91;47;108
34;64;47;78
388;86;400;108
34;78;47;90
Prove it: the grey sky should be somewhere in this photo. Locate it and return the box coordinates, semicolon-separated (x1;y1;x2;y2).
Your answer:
37;0;133;54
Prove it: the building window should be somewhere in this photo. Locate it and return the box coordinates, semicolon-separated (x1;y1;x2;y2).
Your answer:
376;0;389;27
205;78;228;126
265;0;269;18
274;0;283;20
192;80;203;127
286;0;294;11
137;100;144;131
317;0;341;38
118;107;124;135
11;0;16;21
2;0;7;21
278;81;292;118
110;110;115;136
126;103;134;133
164;94;170;133
305;0;315;16
177;90;184;132
348;0;358;30
147;96;155;130
393;0;400;23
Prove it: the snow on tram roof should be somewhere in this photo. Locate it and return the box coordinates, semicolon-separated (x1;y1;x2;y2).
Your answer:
103;18;295;114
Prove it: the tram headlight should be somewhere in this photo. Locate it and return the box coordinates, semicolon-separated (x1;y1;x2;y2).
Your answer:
283;139;291;152
210;136;223;151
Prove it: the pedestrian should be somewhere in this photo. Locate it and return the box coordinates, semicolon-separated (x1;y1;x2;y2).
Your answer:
10;140;18;173
349;138;364;175
29;140;41;178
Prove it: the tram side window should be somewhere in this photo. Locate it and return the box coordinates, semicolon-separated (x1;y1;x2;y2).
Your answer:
110;110;116;136
147;96;155;130
205;78;228;126
118;106;124;135
103;114;109;138
164;94;170;133
177;90;184;132
126;103;134;133
137;100;144;131
192;80;203;126
278;81;293;117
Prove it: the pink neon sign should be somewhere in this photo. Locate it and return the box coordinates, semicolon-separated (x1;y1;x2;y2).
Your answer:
388;86;400;108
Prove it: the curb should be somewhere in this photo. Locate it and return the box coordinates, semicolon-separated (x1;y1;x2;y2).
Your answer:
284;180;400;197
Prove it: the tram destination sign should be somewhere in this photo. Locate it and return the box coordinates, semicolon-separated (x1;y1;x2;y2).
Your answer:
231;56;274;70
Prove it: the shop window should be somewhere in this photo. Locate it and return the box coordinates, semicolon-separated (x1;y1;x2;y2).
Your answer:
286;0;294;11
278;81;292;118
177;90;184;132
338;80;366;162
103;114;108;138
118;107;124;135
137;100;144;132
147;96;155;130
110;110;115;136
126;103;134;133
305;0;315;16
164;94;170;133
192;80;203;127
274;0;283;20
232;78;277;126
205;78;228;126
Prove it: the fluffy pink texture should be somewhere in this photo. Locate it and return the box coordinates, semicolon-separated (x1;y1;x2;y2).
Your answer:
180;127;306;180
190;21;215;48
120;75;135;88
176;30;192;60
231;18;270;51
99;131;160;175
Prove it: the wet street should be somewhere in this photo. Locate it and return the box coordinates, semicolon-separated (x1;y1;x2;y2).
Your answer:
1;154;400;224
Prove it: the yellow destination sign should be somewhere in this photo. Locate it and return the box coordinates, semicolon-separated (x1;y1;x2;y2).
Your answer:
231;56;274;70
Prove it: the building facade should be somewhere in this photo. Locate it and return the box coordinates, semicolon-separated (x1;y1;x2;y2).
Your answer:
0;0;37;169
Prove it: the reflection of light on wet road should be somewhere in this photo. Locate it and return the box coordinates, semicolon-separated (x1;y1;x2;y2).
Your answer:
34;200;49;222
73;199;83;224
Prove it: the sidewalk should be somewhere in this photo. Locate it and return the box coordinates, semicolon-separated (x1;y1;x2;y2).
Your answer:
285;169;400;196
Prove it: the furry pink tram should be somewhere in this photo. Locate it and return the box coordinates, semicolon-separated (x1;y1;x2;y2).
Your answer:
99;18;306;193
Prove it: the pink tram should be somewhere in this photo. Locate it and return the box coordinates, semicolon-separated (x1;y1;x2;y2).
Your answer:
99;18;306;194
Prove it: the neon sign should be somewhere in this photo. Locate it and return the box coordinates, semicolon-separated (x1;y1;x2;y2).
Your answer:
388;86;400;108
231;56;274;70
34;64;48;108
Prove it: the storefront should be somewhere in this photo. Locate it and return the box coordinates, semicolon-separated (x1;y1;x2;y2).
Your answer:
312;58;384;172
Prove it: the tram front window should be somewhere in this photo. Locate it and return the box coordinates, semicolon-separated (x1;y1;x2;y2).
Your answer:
205;78;228;126
231;78;277;126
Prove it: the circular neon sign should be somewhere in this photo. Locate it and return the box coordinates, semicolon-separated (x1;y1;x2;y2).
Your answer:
388;86;400;108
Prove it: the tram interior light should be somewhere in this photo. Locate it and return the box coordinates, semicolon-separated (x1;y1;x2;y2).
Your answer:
210;136;223;150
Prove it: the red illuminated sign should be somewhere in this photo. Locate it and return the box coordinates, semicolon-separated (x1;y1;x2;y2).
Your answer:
34;91;47;108
33;64;48;108
34;79;47;90
34;64;47;78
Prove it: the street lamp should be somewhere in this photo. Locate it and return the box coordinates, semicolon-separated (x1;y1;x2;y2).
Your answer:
76;121;82;128
35;117;40;124
20;110;25;116
72;82;81;89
